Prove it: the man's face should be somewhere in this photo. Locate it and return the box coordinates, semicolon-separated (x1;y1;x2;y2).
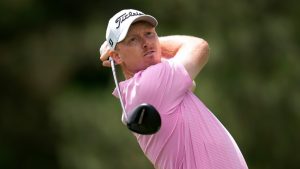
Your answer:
114;21;161;74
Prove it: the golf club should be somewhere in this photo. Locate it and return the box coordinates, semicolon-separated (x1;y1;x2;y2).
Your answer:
109;57;161;135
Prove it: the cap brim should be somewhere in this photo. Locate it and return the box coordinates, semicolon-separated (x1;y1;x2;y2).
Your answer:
118;15;158;43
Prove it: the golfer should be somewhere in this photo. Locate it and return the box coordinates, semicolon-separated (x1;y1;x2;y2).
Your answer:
99;9;248;169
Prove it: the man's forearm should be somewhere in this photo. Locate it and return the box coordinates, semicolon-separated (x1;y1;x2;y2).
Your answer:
159;36;183;58
159;35;209;80
159;35;207;58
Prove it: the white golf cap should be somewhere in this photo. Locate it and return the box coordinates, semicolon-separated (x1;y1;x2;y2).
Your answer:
105;9;158;50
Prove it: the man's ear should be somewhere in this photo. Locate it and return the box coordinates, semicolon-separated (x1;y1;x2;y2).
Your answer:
109;51;122;64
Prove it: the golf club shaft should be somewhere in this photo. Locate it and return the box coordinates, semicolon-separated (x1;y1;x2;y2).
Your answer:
109;57;128;121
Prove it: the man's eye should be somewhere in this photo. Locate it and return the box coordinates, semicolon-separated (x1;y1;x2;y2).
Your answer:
130;38;136;42
147;32;153;36
146;32;156;38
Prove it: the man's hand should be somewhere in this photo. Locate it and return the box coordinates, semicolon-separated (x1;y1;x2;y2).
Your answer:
99;41;111;67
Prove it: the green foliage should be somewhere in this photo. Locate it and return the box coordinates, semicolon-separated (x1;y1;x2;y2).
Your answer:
0;0;299;168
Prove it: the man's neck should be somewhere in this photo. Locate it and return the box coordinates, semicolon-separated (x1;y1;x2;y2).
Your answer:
121;64;134;80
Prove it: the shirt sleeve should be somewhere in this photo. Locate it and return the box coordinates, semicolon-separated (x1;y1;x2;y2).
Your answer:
131;59;193;114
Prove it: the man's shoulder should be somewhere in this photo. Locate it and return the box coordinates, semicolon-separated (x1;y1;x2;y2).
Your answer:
125;59;179;86
142;59;176;74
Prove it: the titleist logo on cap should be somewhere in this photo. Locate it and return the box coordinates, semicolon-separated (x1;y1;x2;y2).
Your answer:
115;11;144;29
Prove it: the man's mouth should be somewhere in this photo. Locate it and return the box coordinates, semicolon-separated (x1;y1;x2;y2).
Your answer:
144;50;155;57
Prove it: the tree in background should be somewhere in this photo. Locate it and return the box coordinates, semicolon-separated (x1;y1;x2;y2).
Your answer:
0;0;299;168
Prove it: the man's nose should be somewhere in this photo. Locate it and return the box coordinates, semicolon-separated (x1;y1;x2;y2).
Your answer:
141;38;149;49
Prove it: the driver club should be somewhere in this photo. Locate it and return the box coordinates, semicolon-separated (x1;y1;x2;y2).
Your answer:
109;57;161;135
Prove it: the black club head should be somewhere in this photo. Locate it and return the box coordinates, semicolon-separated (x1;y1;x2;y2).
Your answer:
126;103;161;135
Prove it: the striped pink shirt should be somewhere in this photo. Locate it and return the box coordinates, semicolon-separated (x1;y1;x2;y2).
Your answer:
113;59;248;169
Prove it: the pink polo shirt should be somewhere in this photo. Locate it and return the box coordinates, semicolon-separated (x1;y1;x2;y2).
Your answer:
113;59;248;169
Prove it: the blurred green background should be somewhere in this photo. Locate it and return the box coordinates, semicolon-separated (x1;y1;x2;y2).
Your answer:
1;0;299;169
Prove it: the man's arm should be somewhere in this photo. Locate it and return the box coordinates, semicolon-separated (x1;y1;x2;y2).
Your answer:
100;35;210;80
159;35;209;80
